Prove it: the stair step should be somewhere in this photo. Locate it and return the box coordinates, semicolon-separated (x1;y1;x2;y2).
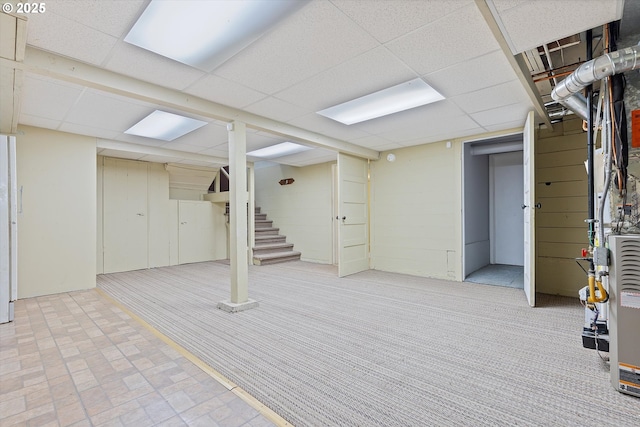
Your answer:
253;250;301;265
255;235;287;244
255;227;279;235
255;213;267;220
253;242;294;255
255;219;273;227
255;207;261;214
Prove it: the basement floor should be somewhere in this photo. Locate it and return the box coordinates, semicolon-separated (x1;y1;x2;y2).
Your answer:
464;264;524;288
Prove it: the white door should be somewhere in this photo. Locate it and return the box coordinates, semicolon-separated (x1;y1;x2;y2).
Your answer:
0;135;17;323
103;158;148;273
178;201;216;264
338;153;369;277
523;111;536;307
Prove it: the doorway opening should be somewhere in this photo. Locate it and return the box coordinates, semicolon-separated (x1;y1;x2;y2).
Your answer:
463;134;524;288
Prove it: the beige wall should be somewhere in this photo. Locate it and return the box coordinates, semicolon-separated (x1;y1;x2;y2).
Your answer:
371;141;462;280
17;126;96;298
97;156;225;274
535;118;588;296
254;162;334;264
169;188;204;200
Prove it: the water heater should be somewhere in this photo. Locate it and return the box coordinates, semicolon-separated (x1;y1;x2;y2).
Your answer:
608;234;640;397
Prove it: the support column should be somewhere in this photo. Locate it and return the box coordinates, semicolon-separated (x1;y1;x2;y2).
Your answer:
217;121;258;313
248;164;255;265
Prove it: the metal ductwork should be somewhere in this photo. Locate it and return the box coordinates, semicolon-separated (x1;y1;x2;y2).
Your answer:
551;44;640;120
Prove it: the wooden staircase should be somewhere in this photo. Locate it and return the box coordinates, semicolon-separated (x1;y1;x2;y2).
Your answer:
253;207;301;265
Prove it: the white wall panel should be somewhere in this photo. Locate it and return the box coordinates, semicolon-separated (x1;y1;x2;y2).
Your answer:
370;141;462;280
16;126;95;298
148;162;170;268
463;145;490;276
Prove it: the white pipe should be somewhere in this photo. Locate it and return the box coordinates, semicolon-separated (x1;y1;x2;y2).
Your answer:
551;45;640;120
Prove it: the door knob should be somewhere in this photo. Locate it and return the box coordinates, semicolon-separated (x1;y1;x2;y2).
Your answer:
535;203;542;209
521;204;527;209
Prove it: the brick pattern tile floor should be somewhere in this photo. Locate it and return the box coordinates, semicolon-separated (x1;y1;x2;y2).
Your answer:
0;290;277;427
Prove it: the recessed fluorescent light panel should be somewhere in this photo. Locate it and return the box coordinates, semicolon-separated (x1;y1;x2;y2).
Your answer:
317;78;445;125
125;110;207;141
125;0;308;71
247;142;312;159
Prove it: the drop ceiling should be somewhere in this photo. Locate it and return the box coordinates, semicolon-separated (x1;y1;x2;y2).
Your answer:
1;0;625;168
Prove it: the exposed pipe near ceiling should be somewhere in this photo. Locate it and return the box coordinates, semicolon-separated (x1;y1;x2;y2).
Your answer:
550;44;640;120
586;29;595;255
543;43;559;85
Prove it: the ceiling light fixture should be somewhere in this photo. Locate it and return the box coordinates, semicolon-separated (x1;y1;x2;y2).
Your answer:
247;142;312;159
125;110;207;141
317;78;445;125
124;0;308;71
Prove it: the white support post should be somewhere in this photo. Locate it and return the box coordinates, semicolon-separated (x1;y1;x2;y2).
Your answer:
218;121;258;313
248;164;255;265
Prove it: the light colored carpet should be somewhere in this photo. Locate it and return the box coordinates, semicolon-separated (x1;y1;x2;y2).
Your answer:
97;261;640;426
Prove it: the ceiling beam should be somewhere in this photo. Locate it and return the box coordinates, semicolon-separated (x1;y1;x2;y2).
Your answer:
0;12;27;134
474;0;552;129
96;139;229;166
4;46;380;161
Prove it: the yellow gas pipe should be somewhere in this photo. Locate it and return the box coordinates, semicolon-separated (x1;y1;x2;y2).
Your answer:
587;274;609;304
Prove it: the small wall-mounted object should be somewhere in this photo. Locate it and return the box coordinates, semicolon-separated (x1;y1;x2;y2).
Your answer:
632;109;639;148
279;178;295;185
386;153;396;162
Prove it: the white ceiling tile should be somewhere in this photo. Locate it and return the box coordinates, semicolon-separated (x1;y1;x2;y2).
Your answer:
159;142;208;154
355;100;465;135
385;3;500;75
267;147;336;167
348;134;394;150
184;75;267;109
450;80;532;114
197;147;229;159
286;113;370;142
19;114;62;130
214;0;378;94
20;75;83;121
332;0;471;43
399;125;486;147
377;113;480;144
160;122;228;149
113;133;166;147
58;122;119;140
469;102;530;127
365;141;404;152
488;0;529;13
247;132;287;149
276;46;416;111
44;0;146;37
424;50;517;98
483;119;528;133
494;0;624;53
64;90;151;131
244;96;308;123
105;43;205;90
26;13;118;65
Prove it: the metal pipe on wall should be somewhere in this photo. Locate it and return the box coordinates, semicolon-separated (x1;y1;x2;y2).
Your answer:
586;30;595;252
551;44;640;120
